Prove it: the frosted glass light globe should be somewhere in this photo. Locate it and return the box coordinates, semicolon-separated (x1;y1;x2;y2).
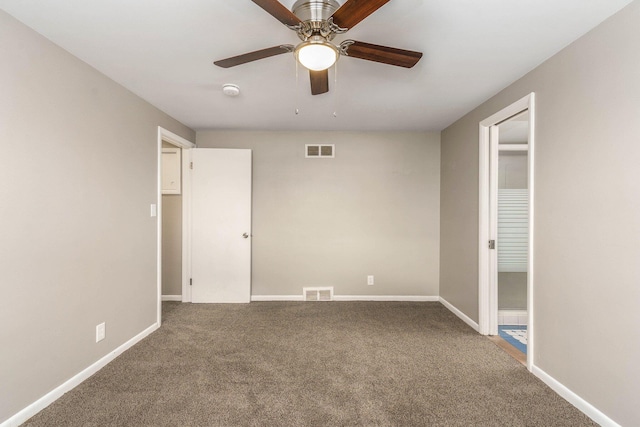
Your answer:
296;41;338;71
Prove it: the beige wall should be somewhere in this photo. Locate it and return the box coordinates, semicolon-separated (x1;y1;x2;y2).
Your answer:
498;272;527;310
196;131;440;297
498;152;527;189
439;121;479;318
440;1;640;425
0;10;194;423
161;194;182;296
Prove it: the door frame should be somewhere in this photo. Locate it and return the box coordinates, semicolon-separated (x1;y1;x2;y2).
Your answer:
157;127;195;325
478;93;535;370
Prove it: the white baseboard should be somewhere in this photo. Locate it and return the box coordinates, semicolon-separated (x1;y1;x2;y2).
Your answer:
1;323;159;427
532;365;621;427
439;297;479;332
161;295;182;301
251;295;439;302
251;295;304;301
498;310;528;326
333;295;439;302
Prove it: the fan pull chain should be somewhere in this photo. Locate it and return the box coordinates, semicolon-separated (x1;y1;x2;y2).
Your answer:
332;62;338;118
295;60;300;115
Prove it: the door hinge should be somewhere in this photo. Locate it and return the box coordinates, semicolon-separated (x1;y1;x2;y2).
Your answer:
489;240;496;250
190;278;192;286
190;161;193;170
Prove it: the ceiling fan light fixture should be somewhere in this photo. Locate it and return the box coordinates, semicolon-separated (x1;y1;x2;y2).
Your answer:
213;0;424;96
295;38;339;71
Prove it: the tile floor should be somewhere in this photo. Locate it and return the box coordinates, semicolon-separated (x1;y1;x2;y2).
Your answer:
498;325;527;354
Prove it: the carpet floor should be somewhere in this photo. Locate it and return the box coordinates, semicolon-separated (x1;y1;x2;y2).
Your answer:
24;302;596;426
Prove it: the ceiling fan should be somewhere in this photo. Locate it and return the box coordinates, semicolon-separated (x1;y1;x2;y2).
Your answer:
213;0;423;95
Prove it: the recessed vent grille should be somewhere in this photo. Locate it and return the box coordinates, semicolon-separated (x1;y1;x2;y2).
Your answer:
303;287;334;301
306;144;335;158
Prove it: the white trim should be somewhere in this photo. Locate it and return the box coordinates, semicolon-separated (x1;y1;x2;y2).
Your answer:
498;310;527;316
439;297;480;332
478;93;535;371
251;295;305;301
478;123;490;335
526;94;536;372
479;96;531;128
250;295;439;302
334;295;438;302
181;147;193;303
160;128;195;148
157;127;195;325
531;365;621;427
488;125;499;335
161;295;182;301
498;143;528;151
0;323;158;427
498;310;528;326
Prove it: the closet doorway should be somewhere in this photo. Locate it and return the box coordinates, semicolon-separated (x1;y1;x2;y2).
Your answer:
156;127;194;326
161;140;184;302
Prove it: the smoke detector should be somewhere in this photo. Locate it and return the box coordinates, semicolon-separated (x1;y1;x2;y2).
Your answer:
222;83;240;97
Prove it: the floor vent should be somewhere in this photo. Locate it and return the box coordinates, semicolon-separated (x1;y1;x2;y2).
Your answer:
303;287;334;301
305;144;335;158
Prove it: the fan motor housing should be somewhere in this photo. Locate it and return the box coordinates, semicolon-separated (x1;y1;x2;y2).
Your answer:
292;0;340;23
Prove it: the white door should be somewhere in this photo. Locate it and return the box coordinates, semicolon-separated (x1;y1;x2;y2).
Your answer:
191;148;252;303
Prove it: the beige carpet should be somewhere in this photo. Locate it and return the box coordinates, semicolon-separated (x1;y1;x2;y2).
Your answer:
25;301;596;426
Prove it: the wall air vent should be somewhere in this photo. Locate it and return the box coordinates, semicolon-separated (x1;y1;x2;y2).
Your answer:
305;144;335;158
303;287;334;301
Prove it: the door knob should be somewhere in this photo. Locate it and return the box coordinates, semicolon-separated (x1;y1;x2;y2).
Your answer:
242;233;249;239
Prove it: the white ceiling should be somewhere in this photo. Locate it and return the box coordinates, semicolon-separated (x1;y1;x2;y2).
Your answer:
0;0;633;131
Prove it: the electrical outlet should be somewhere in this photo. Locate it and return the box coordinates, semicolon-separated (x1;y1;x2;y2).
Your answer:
96;322;106;343
367;275;374;286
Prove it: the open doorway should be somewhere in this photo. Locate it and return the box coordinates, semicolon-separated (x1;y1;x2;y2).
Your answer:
478;94;535;370
496;112;529;358
161;140;183;302
156;127;194;326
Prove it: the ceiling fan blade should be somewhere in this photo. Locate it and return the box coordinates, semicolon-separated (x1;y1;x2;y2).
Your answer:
331;0;391;30
342;40;422;68
252;0;302;27
214;45;293;68
310;69;329;95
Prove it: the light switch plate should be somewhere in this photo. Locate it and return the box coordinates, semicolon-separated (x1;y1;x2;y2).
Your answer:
96;322;106;342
